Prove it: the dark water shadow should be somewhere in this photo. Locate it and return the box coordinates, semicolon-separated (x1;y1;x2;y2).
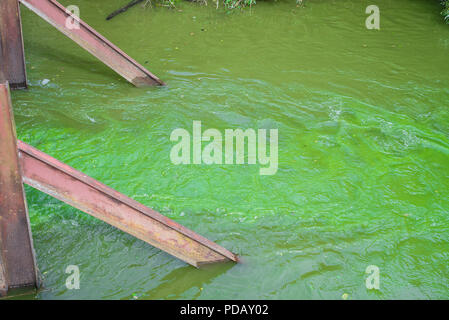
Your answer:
24;39;125;82
142;262;235;300
0;287;39;300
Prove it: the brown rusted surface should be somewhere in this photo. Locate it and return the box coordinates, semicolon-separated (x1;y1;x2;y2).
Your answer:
20;0;164;87
17;141;237;267
0;83;38;291
0;0;27;89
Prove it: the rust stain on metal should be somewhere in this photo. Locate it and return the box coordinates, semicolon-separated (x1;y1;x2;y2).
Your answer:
17;141;237;267
0;83;38;290
0;0;28;89
19;0;164;87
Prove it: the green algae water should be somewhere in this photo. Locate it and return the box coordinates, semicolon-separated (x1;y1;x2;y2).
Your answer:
9;0;449;299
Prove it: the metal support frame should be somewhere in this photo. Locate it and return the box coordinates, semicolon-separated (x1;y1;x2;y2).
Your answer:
0;0;164;89
0;82;236;295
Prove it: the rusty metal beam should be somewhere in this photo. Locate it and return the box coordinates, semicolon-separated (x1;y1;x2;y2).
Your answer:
0;255;7;296
19;0;164;87
1;82;236;299
0;83;38;294
18;141;237;267
0;0;28;89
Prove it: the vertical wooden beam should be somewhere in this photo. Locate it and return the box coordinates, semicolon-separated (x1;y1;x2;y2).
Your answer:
0;1;27;90
0;83;38;295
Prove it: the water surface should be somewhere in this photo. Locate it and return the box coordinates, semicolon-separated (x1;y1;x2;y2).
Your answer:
10;0;449;299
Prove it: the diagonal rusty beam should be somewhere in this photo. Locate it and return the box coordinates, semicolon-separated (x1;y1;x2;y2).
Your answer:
19;0;164;87
0;82;236;271
0;0;234;294
18;141;237;267
0;83;38;294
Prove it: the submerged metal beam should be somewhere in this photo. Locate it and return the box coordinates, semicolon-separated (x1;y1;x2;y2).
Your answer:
19;0;164;87
0;0;28;89
0;83;38;295
18;141;237;267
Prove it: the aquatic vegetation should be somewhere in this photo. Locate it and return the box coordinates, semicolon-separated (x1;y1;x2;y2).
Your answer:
443;0;449;23
112;0;449;18
173;0;256;10
222;0;256;10
143;0;449;19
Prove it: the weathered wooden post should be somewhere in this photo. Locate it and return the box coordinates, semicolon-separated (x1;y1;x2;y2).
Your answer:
0;0;28;89
0;83;39;296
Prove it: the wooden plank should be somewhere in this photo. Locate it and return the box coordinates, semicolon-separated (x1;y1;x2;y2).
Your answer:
0;83;38;291
20;0;164;87
0;0;27;89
